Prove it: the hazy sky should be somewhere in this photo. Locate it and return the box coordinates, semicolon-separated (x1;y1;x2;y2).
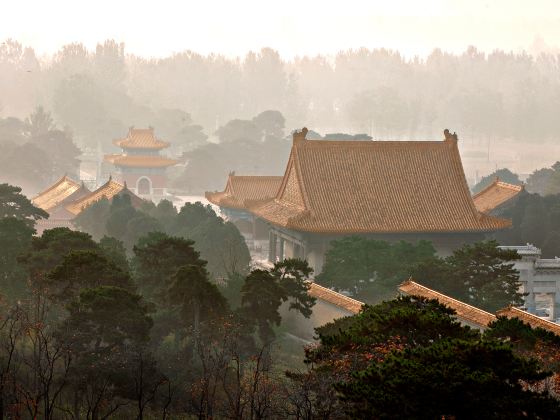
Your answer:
1;0;559;58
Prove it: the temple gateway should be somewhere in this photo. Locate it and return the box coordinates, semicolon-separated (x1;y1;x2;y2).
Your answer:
207;128;511;275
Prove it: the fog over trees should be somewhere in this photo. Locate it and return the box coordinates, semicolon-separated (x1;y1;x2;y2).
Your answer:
3;39;560;142
3;38;560;194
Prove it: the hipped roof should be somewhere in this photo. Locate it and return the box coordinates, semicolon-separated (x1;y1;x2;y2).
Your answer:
249;129;511;234
32;175;90;212
205;175;283;210
65;178;142;216
113;127;169;150
473;179;524;213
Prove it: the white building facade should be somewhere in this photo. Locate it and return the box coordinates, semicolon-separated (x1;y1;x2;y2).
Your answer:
499;244;560;322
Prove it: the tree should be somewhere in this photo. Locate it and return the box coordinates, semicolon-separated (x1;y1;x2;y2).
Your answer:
520;195;549;247
46;250;134;303
20;228;99;283
132;232;207;303
98;235;129;272
105;194;163;250
527;167;555;196
411;240;523;312
240;269;285;343
168;265;228;342
57;286;154;419
25;106;55;137
0;183;48;226
240;259;316;343
317;237;435;302
336;338;559;419
0;217;34;300
73;197;111;240
271;259;315;318
293;296;560;418
252;110;285;141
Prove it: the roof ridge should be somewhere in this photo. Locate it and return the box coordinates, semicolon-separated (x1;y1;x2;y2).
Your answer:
400;280;497;319
496;180;524;191
33;175;79;200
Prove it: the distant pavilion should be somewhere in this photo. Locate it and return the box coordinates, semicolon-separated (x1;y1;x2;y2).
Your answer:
104;127;178;199
207;128;511;274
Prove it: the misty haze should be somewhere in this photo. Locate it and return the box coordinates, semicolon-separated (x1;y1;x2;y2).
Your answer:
2;1;560;419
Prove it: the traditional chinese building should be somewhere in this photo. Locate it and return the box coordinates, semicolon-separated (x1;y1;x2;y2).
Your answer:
65;177;144;217
32;175;91;234
206;174;283;240
473;178;525;216
32;176;143;234
104;127;178;199
208;128;512;274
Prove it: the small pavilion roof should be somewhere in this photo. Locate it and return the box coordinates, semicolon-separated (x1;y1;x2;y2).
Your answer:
308;282;364;314
32;175;90;212
113;127;169;150
399;280;497;328
65;179;142;216
205;175;283;210
473;179;524;213
249;128;511;234
104;154;178;168
496;306;560;336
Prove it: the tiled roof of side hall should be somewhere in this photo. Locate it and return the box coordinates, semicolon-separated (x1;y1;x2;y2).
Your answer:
473;179;524;213
496;306;560;336
113;127;169;150
307;282;364;314
65;179;142;216
205;175;283;210
399;280;497;328
249;128;511;234
32;175;89;211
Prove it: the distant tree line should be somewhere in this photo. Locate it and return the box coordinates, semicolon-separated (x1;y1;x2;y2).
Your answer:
4;39;560;146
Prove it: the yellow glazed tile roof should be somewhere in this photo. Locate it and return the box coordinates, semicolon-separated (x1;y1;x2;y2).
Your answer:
205;175;283;210
249;129;511;234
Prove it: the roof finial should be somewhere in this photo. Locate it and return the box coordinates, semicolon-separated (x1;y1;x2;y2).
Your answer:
443;129;458;142
109;174;112;181
123;180;128;189
293;127;308;145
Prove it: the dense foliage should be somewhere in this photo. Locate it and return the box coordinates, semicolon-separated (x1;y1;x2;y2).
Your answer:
75;196;251;278
316;237;436;302
2;183;560;418
294;296;560;418
495;190;560;258
411;240;523;312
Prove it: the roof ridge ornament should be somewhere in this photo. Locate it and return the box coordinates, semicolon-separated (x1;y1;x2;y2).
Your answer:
293;127;308;144
443;128;458;142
